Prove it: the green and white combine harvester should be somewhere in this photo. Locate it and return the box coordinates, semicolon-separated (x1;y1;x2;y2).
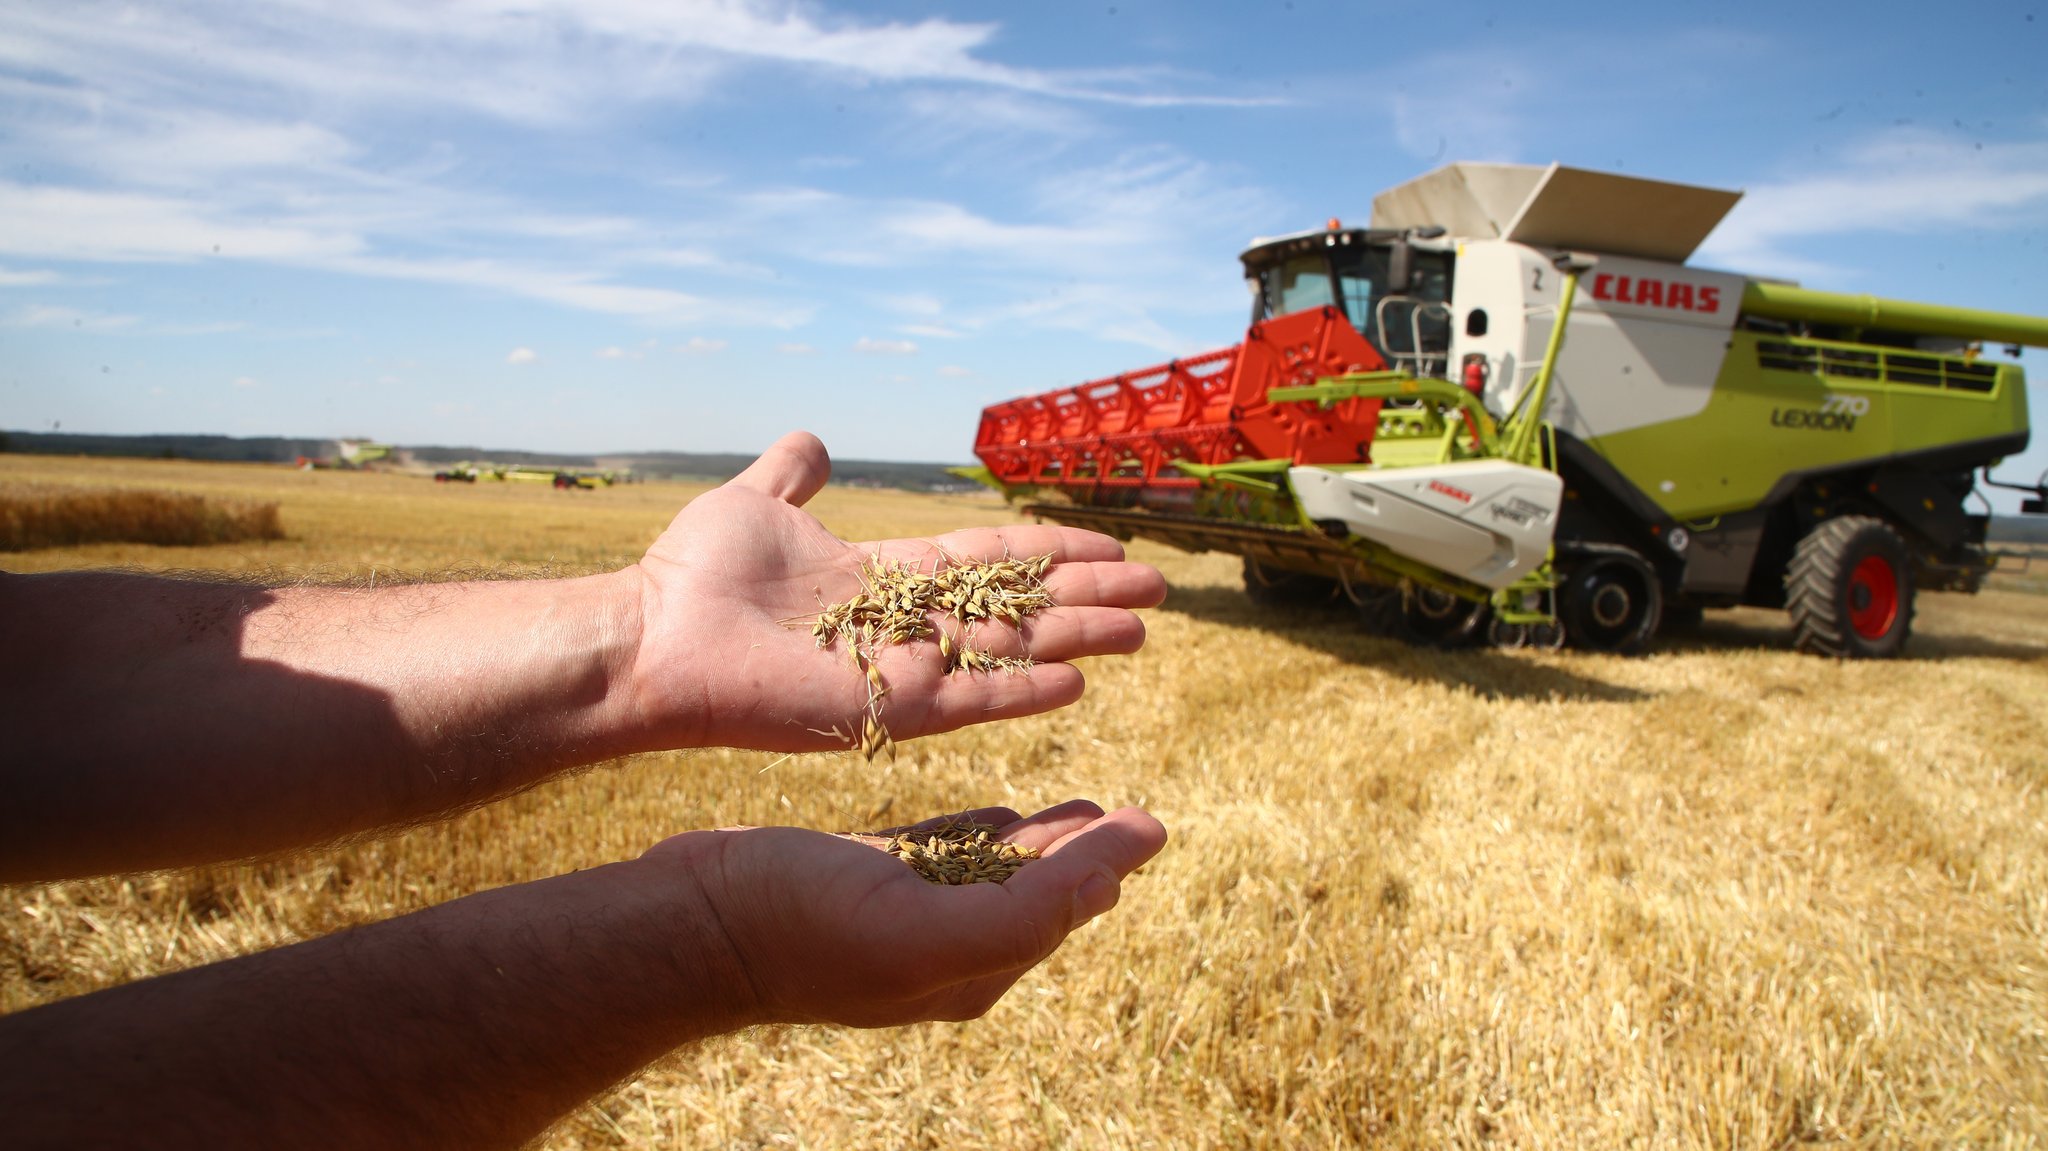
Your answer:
967;163;2048;657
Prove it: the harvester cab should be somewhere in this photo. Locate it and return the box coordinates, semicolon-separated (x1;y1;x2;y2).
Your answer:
970;162;2048;657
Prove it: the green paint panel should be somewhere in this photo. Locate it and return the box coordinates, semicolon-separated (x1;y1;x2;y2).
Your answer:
1591;332;2028;521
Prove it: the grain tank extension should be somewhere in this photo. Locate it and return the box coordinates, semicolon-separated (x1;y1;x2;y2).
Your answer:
969;163;2048;657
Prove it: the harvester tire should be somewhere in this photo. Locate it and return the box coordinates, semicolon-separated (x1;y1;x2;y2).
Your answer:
1399;585;1488;647
1560;549;1661;655
1241;558;1341;608
1786;515;1914;659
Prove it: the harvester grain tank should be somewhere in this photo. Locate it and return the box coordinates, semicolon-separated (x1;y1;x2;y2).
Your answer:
969;163;2048;657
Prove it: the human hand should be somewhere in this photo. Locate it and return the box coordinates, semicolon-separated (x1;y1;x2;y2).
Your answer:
623;430;1167;753
649;801;1167;1026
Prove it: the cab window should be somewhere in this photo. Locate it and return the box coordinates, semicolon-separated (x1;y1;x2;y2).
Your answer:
1259;254;1335;318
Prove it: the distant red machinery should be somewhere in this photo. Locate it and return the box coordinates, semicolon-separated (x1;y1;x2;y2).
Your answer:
972;306;1385;493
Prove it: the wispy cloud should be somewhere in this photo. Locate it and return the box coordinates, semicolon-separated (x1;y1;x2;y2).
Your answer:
506;347;538;365
1699;128;2048;280
2;1;1259;136
0;183;364;263
4;304;139;331
0;266;62;287
854;336;918;355
0;1;1263;344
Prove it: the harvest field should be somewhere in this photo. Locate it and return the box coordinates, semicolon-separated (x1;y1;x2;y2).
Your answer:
4;452;2047;1148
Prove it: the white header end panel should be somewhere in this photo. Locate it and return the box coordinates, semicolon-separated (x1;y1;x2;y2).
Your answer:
1290;460;1563;590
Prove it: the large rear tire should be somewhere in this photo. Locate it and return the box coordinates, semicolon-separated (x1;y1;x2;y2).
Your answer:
1787;516;1914;658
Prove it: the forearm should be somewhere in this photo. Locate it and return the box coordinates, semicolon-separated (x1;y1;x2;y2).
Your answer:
0;569;650;879
0;854;754;1150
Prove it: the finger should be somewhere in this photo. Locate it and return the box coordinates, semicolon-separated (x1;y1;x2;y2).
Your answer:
1028;604;1149;659
875;806;1024;836
871;801;1097;846
892;662;1088;734
1019;806;1169;922
1037;806;1169;870
950;604;1146;664
900;524;1130;566
728;430;831;506
1040;559;1169;610
995;799;1108;851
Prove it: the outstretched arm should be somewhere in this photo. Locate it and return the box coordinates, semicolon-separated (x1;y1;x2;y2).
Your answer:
0;431;1166;881
0;803;1167;1151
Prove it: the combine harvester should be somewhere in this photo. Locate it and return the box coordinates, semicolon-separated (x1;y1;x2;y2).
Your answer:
969;163;2048;656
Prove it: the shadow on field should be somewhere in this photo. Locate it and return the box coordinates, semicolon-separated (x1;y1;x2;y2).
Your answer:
1154;585;1650;703
1647;613;1794;656
1895;632;2048;662
1655;611;2048;663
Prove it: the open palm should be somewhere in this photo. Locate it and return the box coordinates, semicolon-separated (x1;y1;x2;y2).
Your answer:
627;431;1166;752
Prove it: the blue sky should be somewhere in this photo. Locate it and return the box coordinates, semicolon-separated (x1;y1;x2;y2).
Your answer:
4;0;2047;500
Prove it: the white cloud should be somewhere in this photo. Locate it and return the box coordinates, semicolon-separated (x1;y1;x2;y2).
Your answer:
506;347;539;365
0;1;1258;142
232;376;261;388
880;292;945;316
0;3;1275;354
152;321;250;337
4;304;138;331
937;365;974;378
854;336;918;355
29;109;360;192
1699;128;2048;280
681;336;728;353
901;324;965;339
0;266;61;287
0;182;364;264
327;253;810;327
778;342;818;355
595;345;636;360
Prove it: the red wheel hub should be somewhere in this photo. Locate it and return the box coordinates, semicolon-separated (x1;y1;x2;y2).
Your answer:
1847;554;1899;639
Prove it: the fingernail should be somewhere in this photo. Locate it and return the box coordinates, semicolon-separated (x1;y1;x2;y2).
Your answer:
1073;872;1119;923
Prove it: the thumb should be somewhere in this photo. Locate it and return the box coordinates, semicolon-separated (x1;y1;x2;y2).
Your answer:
728;430;831;506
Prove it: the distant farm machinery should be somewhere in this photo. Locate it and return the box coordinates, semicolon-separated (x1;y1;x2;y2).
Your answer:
432;463;620;489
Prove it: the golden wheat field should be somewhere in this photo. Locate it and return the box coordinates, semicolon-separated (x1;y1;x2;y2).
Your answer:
3;452;2046;1149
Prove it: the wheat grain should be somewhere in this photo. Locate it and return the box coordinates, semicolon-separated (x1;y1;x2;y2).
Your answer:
802;550;1056;759
841;820;1040;885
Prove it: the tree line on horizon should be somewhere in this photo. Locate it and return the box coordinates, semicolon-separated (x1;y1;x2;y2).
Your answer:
0;430;978;493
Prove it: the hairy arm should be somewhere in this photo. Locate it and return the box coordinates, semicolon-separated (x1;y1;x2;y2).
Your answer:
0;803;1166;1151
0;567;646;880
0;431;1167;880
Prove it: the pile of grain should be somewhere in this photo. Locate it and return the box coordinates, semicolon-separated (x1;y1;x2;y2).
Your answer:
841;820;1041;885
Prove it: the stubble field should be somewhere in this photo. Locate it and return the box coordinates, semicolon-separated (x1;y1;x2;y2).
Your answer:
3;452;2046;1149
